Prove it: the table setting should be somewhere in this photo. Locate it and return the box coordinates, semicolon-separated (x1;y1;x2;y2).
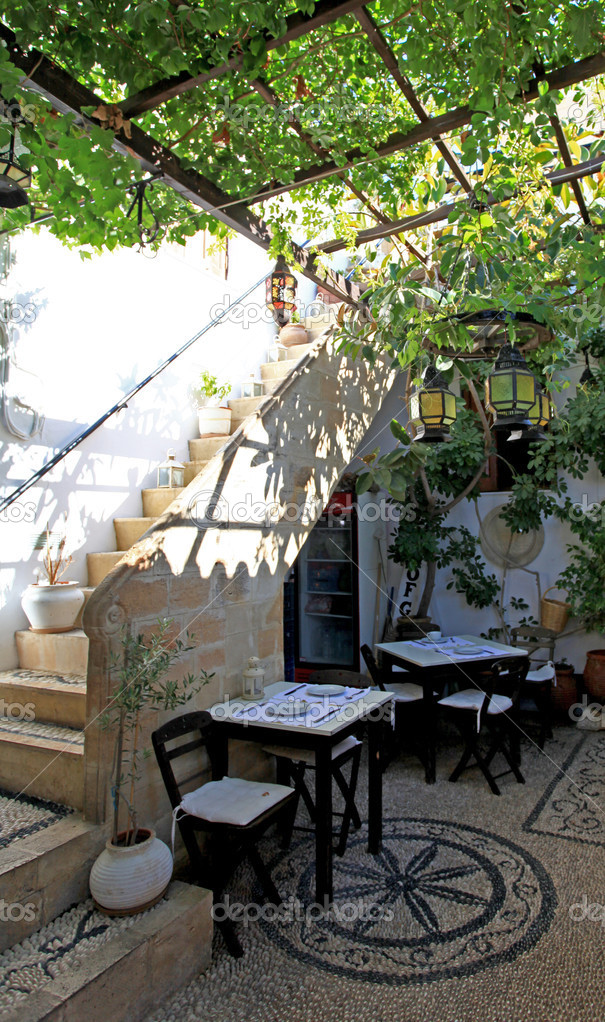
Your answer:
229;681;372;726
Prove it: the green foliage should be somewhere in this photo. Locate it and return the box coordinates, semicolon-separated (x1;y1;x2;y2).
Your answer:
102;619;212;845
194;370;231;403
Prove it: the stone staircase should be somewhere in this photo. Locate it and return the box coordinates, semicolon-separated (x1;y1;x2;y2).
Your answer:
0;326;324;817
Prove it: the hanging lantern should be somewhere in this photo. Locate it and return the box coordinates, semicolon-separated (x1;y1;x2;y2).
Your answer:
265;255;297;327
509;382;552;442
157;449;185;488
0;124;31;209
485;344;537;430
409;365;457;443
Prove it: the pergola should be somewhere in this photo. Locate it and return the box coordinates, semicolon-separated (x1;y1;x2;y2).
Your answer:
1;2;605;308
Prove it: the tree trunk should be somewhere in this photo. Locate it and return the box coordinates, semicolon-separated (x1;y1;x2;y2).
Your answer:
417;559;436;618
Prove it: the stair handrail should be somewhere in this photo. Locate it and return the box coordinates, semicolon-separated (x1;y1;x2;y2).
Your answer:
0;272;271;512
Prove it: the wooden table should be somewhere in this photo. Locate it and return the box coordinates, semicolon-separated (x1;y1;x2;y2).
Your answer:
376;635;527;784
208;681;392;908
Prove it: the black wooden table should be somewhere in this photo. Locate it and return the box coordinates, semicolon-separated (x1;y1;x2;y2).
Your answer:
209;682;392;907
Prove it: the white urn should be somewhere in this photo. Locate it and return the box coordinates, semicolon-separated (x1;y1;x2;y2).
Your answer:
21;581;85;633
89;828;173;916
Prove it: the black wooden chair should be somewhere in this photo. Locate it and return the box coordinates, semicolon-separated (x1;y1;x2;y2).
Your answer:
152;710;296;957
438;657;528;795
360;643;429;766
511;625;557;748
263;668;366;856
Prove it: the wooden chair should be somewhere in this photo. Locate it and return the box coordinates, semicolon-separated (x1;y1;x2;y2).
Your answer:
263;668;366;856
152;710;296;958
360;643;429;764
438;658;528;795
511;625;557;748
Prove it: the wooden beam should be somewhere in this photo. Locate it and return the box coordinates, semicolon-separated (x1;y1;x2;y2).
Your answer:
318;152;605;251
355;6;472;192
121;0;375;118
0;24;361;307
237;51;605;206
549;112;591;224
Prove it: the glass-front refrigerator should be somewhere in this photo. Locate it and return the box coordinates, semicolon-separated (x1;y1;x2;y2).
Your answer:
293;493;359;678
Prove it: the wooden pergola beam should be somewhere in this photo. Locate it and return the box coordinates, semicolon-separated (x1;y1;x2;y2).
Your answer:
121;0;375;118
549;112;591;224
355;6;472;192
318;152;605;251
236;51;605;207
0;24;361;307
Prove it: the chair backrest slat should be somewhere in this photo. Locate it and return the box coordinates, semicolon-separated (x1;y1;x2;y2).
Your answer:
360;644;386;690
152;710;215;810
308;667;371;688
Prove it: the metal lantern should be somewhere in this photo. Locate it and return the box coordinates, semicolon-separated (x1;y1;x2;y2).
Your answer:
409;365;457;443
509;382;552;442
485;344;537;430
241;373;264;398
242;656;265;701
265;255;297;327
157;449;185;488
0;127;31;209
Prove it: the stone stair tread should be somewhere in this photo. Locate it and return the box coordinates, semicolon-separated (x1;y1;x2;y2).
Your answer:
113;516;156;525
0;668;86;689
228;395;265;414
0;716;84;751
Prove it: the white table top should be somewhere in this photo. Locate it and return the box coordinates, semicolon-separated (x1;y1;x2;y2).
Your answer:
376;634;527;668
208;680;392;737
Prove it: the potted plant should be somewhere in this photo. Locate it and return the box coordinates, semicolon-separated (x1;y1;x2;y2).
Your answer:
89;619;212;915
194;370;232;436
552;658;577;716
21;524;85;633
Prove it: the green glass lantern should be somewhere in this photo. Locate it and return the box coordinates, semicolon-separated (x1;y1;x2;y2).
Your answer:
510;382;552;442
485;344;537;429
409;365;457;443
0;128;31;209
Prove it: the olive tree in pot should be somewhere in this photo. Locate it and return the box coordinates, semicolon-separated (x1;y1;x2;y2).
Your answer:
194;370;232;436
89;619;212;915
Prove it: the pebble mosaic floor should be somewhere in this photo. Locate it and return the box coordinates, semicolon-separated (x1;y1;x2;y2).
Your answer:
0;789;73;850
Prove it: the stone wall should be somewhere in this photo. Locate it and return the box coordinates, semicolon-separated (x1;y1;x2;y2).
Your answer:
82;330;396;840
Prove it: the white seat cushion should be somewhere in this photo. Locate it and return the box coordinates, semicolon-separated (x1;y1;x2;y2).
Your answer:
526;661;556;684
176;776;292;827
387;682;424;703
263;734;361;766
439;690;513;715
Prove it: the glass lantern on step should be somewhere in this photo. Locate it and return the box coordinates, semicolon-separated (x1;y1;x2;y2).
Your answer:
157;449;185;488
242;656;265;701
241;373;264;398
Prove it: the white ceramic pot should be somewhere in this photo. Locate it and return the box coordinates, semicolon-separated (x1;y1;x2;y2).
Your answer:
279;323;309;347
89;828;173;916
198;405;232;436
21;581;85;633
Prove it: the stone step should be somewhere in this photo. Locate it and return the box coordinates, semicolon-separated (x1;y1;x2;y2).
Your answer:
87;551;126;588
16;630;89;676
282;341;313;359
260;357;301;380
0;669;86;729
0;717;84;809
141;487;185;518
188;436;228;461
0;882;211;1021
183;459;210;485
227;395;264;417
0;812;107;951
114;517;157;549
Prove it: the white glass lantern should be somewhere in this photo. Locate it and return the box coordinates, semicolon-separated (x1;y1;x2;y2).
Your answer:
242;656;265;701
157;449;185;488
267;344;287;363
241;373;264;398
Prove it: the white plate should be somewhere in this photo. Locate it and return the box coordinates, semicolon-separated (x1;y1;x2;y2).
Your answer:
306;684;345;696
450;644;484;655
272;699;309;717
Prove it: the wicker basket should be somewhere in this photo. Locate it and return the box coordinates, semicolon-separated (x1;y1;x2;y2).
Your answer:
540;586;571;632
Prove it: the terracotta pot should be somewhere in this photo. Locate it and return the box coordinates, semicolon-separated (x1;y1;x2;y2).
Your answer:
552;664;577;716
279;323;309;347
89;828;173;916
21;581;85;633
584;649;605;701
198;405;231;436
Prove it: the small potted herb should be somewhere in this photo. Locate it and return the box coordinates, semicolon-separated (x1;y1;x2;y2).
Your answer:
194;370;232;436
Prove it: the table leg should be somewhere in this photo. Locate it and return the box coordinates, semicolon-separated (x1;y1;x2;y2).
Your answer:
423;679;436;784
367;709;385;854
314;744;333;909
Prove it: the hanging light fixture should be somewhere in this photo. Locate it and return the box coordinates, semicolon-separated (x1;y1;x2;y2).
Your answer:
485;343;537;430
0;118;32;209
265;255;297;327
578;354;596;388
509;382;552;442
409;365;457;443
